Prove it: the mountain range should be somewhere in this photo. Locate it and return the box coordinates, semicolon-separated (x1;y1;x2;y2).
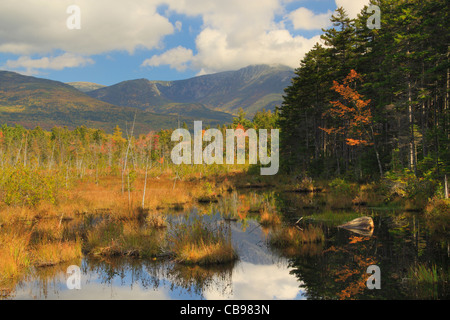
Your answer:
0;64;294;134
86;64;294;116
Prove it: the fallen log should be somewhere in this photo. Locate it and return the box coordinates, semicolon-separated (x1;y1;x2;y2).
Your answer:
338;217;374;231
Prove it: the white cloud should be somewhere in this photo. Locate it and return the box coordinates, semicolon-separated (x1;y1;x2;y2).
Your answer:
3;53;94;75
190;28;321;74
142;46;194;71
142;0;324;74
203;262;305;300
288;8;333;30
0;0;175;55
335;0;371;19
0;0;371;75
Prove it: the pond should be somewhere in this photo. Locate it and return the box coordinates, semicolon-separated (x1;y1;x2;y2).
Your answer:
4;190;450;300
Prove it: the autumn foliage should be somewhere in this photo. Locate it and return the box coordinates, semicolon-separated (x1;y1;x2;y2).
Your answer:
321;70;373;147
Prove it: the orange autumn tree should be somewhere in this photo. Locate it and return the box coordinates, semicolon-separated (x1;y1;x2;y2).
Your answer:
320;70;383;176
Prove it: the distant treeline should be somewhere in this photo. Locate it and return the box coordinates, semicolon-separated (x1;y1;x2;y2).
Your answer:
279;0;449;180
0;108;278;173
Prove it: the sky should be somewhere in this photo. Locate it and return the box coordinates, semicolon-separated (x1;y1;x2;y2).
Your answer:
0;0;370;86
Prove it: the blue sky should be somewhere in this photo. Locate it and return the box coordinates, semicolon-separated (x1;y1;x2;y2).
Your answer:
0;0;369;86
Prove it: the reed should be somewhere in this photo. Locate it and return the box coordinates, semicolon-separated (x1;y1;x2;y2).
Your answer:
0;230;32;286
168;218;237;265
85;220;163;258
31;240;82;268
409;264;448;284
269;225;325;249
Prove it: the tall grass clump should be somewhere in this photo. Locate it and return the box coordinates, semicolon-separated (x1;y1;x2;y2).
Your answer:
258;194;282;227
408;264;445;284
31;240;82;268
167;218;237;265
269;225;325;249
327;178;357;209
84;220;162;258
0;230;32;287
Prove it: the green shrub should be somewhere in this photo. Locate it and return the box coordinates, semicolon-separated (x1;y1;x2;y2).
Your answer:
329;178;356;197
0;166;63;207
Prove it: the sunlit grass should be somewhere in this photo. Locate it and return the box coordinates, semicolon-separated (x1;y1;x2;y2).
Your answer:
269;225;325;249
168;218;238;265
146;212;168;229
84;220;163;258
31;240;82;268
259;207;282;227
0;230;32;286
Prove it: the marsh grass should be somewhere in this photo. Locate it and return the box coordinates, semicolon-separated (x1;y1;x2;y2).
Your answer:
408;264;448;284
146;212;168;229
406;263;449;299
31;240;82;268
217;195;239;220
0;230;32;286
168;218;237;265
269;225;325;249
258;197;282;227
259;209;282;227
0;222;82;295
85;220;163;258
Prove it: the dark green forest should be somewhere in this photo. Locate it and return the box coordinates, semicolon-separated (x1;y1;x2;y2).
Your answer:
279;0;449;182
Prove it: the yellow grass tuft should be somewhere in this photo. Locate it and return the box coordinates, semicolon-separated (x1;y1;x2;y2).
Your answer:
269;225;325;249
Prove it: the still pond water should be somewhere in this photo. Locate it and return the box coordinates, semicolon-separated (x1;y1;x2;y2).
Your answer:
8;190;450;300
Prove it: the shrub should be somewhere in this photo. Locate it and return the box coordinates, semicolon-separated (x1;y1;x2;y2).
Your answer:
327;178;357;209
0;166;63;207
384;170;439;210
425;197;450;233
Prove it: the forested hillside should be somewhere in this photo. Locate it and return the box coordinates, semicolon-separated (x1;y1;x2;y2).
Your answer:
279;0;449;181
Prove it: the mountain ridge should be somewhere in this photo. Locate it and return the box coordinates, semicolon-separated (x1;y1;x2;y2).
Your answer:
0;64;294;134
0;71;230;134
88;64;294;116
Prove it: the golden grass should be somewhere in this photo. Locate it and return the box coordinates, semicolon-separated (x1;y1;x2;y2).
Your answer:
0;231;32;285
0;225;81;294
175;240;237;266
85;220;163;258
269;225;325;249
168;219;238;266
146;213;168;229
31;240;82;268
259;209;282;227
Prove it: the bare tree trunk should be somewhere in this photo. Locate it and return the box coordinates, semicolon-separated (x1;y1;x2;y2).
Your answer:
142;156;149;209
122;113;136;194
408;79;417;175
445;175;449;199
23;133;28;167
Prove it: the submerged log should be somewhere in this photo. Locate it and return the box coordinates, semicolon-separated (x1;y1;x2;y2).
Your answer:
338;217;374;231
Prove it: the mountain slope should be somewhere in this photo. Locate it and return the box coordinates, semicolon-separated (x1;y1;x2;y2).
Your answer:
160;64;294;114
88;64;294;116
0;71;226;134
87;79;173;109
67;82;106;93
